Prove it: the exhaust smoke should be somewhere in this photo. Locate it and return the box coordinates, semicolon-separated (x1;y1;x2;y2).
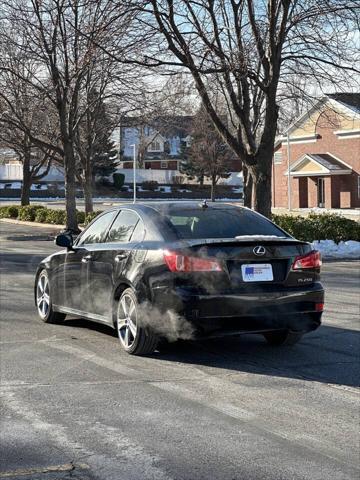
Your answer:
138;301;195;342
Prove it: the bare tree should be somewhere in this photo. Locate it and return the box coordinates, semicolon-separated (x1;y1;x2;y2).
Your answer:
0;44;62;205
1;0;138;231
0;122;58;205
131;0;359;217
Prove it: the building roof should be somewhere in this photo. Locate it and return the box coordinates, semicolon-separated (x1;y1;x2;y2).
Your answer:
281;92;360;137
121;115;193;138
288;153;352;176
309;153;352;172
326;93;360;114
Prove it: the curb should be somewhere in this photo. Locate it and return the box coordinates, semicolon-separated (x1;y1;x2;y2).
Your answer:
0;218;65;229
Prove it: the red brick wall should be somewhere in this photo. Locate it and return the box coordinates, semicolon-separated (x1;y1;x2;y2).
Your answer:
273;108;360;208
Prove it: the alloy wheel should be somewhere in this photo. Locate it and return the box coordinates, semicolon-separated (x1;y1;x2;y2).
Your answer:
117;293;138;349
37;273;50;319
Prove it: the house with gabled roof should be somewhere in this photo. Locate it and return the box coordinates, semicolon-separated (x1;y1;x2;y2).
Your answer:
272;93;360;209
115;116;193;171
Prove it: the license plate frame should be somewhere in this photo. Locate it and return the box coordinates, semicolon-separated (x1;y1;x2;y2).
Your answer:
241;263;274;282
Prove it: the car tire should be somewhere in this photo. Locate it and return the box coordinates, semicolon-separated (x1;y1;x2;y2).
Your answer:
115;288;158;355
263;330;303;346
36;269;66;324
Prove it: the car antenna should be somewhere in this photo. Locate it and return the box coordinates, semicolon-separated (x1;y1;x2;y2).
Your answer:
201;200;208;209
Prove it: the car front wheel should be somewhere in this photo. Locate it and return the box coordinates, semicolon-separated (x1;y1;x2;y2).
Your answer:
116;288;158;355
263;330;303;346
36;270;66;324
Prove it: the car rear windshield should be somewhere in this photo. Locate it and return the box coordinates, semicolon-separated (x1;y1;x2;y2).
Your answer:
164;208;288;239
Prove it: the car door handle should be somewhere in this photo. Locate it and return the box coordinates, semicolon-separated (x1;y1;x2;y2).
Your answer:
115;253;128;262
81;254;93;263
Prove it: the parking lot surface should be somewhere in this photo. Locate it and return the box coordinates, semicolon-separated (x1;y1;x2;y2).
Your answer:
0;222;359;480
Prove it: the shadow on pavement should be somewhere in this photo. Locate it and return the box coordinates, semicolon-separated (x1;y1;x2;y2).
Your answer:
62;317;359;389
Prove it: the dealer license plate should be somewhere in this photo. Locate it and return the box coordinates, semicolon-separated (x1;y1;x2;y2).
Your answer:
241;263;273;282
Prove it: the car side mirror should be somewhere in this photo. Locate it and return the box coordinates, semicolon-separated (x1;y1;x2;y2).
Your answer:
55;232;73;249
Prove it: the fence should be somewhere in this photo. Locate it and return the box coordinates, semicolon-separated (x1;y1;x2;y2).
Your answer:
0;164;65;182
0;164;243;187
115;169;243;186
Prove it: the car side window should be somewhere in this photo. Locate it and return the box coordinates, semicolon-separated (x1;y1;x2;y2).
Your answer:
77;211;117;246
106;210;141;243
129;218;145;243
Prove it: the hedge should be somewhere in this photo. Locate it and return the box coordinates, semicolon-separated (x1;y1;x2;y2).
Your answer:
113;173;125;190
0;205;20;219
17;205;45;221
0;205;88;226
272;213;360;244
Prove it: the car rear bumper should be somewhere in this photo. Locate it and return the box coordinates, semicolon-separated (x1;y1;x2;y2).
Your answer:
152;283;324;335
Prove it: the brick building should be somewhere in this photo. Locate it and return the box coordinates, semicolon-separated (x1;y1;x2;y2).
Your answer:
272;93;360;209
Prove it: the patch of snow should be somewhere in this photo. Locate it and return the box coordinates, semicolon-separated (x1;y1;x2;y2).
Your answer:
235;235;288;240
159;186;172;193
311;240;360;259
3;182;22;189
30;184;48;190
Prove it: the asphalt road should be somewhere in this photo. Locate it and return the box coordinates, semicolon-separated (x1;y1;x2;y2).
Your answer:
0;222;359;480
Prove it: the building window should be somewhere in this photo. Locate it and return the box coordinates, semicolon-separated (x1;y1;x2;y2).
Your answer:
160;161;168;169
274;152;282;164
148;140;163;152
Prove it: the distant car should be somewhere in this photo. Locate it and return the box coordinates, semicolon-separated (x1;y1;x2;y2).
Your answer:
35;202;324;355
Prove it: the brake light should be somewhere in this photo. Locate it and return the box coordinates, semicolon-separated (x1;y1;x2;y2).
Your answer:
315;303;324;312
292;250;322;270
163;251;222;272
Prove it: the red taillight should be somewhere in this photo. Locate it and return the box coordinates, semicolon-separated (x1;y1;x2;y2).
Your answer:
292;250;322;270
163;251;222;272
315;303;324;312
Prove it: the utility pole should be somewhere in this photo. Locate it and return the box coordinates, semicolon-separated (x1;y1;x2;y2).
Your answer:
130;144;136;203
287;132;291;211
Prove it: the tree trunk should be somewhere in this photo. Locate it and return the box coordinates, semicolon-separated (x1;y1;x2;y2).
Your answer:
21;158;31;206
210;177;216;202
252;168;272;218
21;177;31;206
21;172;31;206
242;165;253;208
64;142;79;232
83;175;93;215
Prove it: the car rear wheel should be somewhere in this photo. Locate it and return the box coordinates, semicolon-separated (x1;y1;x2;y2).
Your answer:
36;270;66;324
263;330;303;346
116;288;158;355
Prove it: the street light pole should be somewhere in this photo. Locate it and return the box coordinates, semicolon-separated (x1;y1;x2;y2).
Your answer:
287;132;291;211
130;144;136;203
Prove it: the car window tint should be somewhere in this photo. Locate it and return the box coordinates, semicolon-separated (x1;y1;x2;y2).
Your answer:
165;209;287;239
106;210;140;243
77;211;117;245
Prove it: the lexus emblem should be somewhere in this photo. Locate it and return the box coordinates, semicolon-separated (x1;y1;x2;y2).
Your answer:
253;246;266;256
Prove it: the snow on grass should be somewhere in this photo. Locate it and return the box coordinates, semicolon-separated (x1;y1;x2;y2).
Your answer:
311;240;360;259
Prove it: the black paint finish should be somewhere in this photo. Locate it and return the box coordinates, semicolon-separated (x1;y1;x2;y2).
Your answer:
35;202;324;338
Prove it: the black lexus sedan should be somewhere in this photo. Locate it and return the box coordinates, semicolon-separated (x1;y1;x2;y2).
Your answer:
35;202;324;355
